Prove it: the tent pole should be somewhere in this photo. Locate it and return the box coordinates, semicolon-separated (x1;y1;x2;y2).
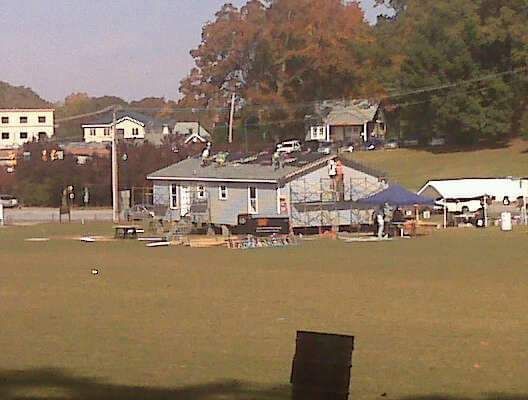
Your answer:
484;195;488;228
443;200;447;229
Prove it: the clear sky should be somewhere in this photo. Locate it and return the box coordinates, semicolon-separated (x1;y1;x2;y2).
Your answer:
1;0;390;102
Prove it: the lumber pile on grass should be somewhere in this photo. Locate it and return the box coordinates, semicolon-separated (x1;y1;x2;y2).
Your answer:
187;237;228;248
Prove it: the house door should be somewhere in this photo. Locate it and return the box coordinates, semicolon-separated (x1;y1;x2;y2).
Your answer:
180;186;191;216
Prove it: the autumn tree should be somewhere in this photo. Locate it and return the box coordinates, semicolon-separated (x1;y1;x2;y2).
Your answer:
180;0;378;142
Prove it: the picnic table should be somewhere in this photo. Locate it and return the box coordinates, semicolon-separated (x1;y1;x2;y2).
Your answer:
114;225;141;239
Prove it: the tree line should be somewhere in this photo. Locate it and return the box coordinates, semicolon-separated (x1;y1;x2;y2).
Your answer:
179;0;528;145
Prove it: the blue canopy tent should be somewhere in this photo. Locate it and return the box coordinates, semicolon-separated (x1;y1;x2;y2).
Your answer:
360;184;435;206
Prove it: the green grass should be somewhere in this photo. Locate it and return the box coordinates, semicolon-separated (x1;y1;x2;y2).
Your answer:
1;223;528;399
348;139;528;190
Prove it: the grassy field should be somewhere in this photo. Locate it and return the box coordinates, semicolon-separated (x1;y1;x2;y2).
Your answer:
349;139;528;190
1;223;528;400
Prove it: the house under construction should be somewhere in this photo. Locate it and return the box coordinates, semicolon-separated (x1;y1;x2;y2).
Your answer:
147;151;387;231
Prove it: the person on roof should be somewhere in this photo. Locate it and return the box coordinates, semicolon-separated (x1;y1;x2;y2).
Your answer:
201;142;211;167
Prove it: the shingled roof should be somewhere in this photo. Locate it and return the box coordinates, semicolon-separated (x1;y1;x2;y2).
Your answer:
147;152;385;183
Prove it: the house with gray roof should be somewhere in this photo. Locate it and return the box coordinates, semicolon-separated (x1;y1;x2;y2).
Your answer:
305;100;387;144
82;110;172;145
147;151;386;230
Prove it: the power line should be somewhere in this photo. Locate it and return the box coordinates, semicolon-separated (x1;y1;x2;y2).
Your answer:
49;65;528;128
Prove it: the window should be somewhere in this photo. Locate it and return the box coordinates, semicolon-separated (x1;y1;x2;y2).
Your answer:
90;128;96;136
1;132;9;140
311;126;326;140
1;117;8;124
20;132;28;139
132;128;139;136
248;186;258;214
197;185;205;199
38;132;47;141
38;116;46;123
19;116;28;123
170;184;178;209
104;128;110;136
117;128;124;136
219;185;228;200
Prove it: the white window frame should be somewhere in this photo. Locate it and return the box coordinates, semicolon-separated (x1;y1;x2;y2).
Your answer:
219;185;228;200
90;128;96;136
310;126;326;140
132;127;139;136
248;186;258;214
38;116;46;123
1;132;10;140
103;128;110;136
170;184;179;209
197;185;206;199
20;132;28;139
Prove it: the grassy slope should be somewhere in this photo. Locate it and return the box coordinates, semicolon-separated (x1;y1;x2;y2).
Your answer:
1;223;528;399
348;139;528;190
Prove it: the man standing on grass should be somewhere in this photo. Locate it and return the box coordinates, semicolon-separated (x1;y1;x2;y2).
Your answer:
376;208;385;239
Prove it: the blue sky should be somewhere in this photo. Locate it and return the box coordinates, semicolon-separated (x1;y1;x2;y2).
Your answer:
0;0;390;102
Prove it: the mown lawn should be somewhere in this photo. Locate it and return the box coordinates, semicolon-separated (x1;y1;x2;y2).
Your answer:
348;139;528;190
1;223;528;399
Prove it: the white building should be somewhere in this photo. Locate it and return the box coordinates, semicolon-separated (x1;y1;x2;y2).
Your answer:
0;109;55;148
82;111;150;143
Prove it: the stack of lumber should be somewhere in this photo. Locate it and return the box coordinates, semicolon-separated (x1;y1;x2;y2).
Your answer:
188;237;228;248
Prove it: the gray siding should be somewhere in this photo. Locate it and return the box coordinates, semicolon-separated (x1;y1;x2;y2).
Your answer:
152;179;279;226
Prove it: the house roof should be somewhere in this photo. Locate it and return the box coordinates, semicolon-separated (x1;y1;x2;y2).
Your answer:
81;110;155;126
148;152;336;183
305;100;380;126
325;100;380;126
148;152;385;183
417;178;527;199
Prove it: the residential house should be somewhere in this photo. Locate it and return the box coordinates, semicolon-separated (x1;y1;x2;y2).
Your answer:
147;152;386;229
82;111;171;145
173;122;211;144
0;109;55;148
305;100;386;144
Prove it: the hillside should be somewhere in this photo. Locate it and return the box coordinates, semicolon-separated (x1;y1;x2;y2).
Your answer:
348;140;528;190
0;81;52;108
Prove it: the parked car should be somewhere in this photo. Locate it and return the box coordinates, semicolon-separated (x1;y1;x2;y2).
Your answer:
276;140;301;154
0;194;19;208
303;140;320;152
364;138;383;151
340;142;355;153
125;204;155;221
384;140;399;149
429;137;446;147
317;141;333;154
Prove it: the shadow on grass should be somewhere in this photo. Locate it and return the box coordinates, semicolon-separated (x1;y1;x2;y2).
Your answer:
0;368;526;400
400;396;528;400
0;368;290;400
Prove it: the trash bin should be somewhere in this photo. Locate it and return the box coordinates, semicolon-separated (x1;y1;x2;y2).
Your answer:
501;212;512;231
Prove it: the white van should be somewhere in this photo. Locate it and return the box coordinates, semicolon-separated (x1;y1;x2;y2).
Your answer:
276;140;301;154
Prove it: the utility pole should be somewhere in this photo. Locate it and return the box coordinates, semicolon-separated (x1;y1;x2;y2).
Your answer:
228;92;235;144
111;106;119;223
